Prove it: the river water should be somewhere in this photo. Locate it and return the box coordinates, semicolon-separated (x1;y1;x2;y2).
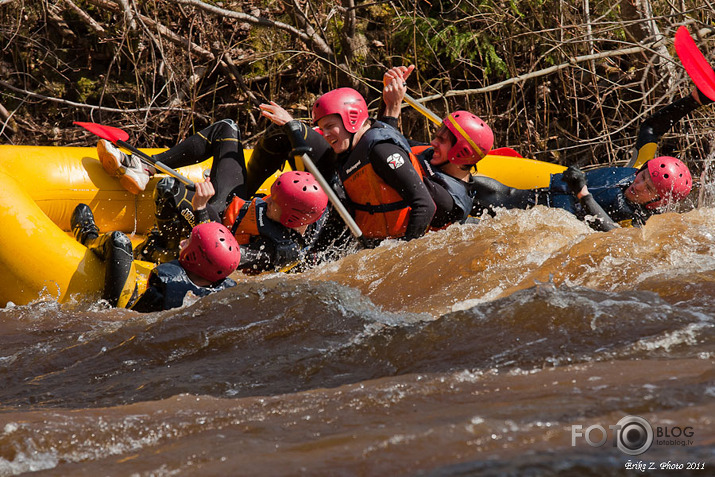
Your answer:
0;206;713;476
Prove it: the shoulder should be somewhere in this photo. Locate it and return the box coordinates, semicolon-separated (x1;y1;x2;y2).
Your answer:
152;260;185;277
371;142;411;170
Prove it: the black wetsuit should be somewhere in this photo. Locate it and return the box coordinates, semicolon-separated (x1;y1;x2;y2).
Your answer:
83;231;135;307
152;119;247;221
471;167;649;231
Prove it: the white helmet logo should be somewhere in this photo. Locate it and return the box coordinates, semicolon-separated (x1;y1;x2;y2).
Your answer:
387;153;405;169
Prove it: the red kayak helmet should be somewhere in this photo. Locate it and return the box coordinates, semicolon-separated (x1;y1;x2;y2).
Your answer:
442;111;494;165
179;222;241;281
312;87;368;133
271;171;329;227
645;156;692;209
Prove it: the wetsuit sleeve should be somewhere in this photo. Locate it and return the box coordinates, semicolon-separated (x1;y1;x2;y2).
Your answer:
421;178;461;228
379;116;400;130
370;142;436;239
470;176;538;215
194;208;211;224
237;243;276;273
130;272;166;313
377;116;428;148
632;93;705;166
578;194;619;232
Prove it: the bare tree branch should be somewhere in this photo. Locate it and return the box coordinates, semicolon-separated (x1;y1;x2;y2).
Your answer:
174;0;334;58
0;79;198;115
62;0;105;34
414;33;707;103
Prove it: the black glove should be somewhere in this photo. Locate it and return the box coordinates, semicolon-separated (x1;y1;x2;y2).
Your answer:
561;166;587;195
283;120;313;157
695;86;714;106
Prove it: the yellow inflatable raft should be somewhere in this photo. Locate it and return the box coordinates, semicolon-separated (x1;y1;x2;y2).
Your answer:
0;145;564;307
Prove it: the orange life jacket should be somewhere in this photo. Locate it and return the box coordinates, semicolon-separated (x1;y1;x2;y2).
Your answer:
222;196;262;245
340;123;424;239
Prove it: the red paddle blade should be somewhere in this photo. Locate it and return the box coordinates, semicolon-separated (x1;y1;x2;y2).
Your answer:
73;121;130;143
675;26;715;102
488;147;523;158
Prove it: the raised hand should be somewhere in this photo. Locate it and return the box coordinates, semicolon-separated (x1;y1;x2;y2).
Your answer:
259;101;295;126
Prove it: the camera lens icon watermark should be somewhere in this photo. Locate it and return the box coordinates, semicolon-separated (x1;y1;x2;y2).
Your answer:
616;416;653;455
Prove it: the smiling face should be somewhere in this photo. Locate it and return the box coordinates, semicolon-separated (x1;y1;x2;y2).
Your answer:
317;114;352;154
429;126;455;166
625;169;659;204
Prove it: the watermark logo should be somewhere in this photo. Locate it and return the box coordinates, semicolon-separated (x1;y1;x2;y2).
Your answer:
614;416;653;456
571;415;694;456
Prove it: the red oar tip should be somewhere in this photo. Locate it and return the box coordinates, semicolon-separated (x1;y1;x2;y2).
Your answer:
674;26;715;102
73;121;130;142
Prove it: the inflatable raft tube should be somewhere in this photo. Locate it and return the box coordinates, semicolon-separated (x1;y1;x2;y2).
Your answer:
0;145;267;307
0;145;561;307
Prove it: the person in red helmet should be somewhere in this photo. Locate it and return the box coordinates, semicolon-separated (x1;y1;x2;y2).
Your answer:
626;157;692;208
381;65;494;228
130;218;240;312
70;193;240;313
471;87;711;231
219;170;330;273
257;87;436;246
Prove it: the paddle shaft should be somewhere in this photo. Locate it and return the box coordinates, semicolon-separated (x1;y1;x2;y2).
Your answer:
295;152;366;246
114;139;195;190
403;93;442;125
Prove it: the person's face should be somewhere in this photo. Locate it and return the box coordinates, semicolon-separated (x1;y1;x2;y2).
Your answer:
429;126;454;166
265;196;282;222
317;114;351;154
625;169;659;204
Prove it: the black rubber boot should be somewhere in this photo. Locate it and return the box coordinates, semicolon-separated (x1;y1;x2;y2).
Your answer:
71;203;99;245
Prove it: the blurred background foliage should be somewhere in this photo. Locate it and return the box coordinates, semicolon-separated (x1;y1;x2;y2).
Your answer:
0;0;713;172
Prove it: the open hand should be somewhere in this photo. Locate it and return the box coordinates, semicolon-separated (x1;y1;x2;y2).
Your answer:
259;101;295;126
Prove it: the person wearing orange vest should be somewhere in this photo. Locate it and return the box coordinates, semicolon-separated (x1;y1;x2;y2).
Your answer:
219;171;329;273
257;88;436;245
380;65;494;228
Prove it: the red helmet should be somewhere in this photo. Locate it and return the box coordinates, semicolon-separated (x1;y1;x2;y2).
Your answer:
312;87;368;133
271;171;329;227
179;222;241;281
645;156;692;209
442;111;493;165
